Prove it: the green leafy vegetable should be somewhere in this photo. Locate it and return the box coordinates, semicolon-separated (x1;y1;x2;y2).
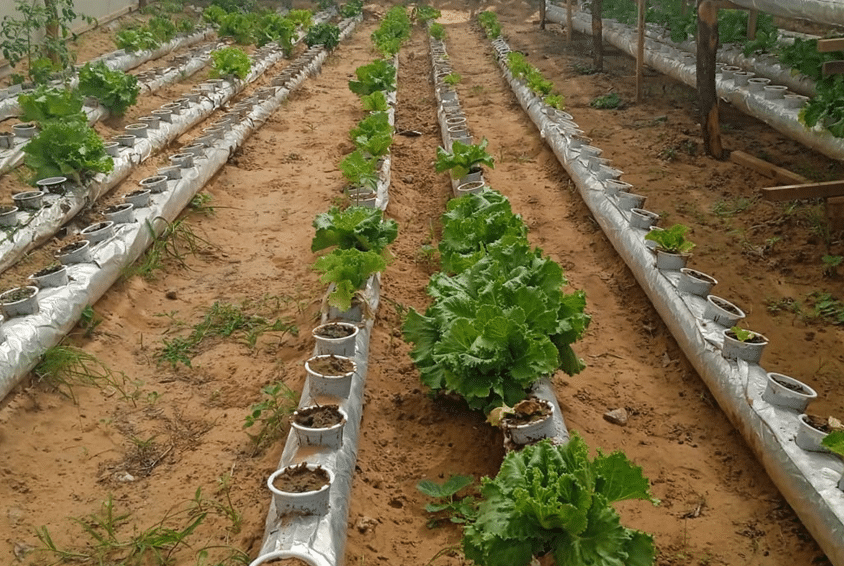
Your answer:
371;6;410;56
18;85;85;126
115;27;159;52
478;11;501;39
218;12;256;44
729;326;756;342
349;59;397;96
312;206;398;254
644;223;694;254
413;5;441;23
544;93;565;110
417;475;477;526
590;92;622;109
210;46;251;80
77;62;139;116
203;5;228;25
339;149;379;192
255;14;295;51
462;436;656;566
314;248;386;311
287;9;313;29
429;23;446;41
304;22;340;51
821;430;844;458
361;91;389;112
340;0;364;18
435;139;495;179
23;120;113;184
350;111;393;157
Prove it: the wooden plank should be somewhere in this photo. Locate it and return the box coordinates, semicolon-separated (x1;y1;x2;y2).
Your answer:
539;0;546;30
636;0;645;103
566;0;573;42
818;38;844;53
761;180;844;201
822;60;844;76
730;150;809;185
592;0;603;71
747;9;758;40
698;0;723;159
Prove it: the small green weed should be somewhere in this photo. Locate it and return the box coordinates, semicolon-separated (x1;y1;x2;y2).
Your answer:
589;92;621;109
190;474;242;534
712;196;757;218
571;62;597;75
78;305;103;337
156;300;298;368
35;345;138;405
243;381;297;452
822;254;843;277
806;292;844;325
189;192;215;216
416;475;477;527
125;218;214;280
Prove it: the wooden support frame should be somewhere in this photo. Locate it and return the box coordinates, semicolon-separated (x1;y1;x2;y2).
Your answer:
636;0;646;102
539;0;546;30
697;0;724;158
817;38;844;52
747;9;758;39
730;151;808;185
761;180;844;201
592;0;603;71
566;0;573;42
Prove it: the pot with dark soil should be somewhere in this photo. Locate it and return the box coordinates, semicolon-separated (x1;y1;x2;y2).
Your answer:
29;264;68;288
248;551;320;566
678;268;717;297
721;328;768;364
305;355;357;398
704;295;746;327
313;321;359;357
762;372;818;412
56;240;91;265
291;404;347;449
327;293;368;322
35;176;68;194
12;190;45;211
104;203;134;224
81;220;115;244
124;189;151;208
267;463;333;516
498;398;555;446
0;285;39;317
795;414;839;453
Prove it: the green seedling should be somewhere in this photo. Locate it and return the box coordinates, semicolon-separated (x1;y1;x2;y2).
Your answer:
124;218;214;280
822;254;843;277
442;72;461;87
590;92;622;109
729;326;756;342
35;344;137;405
644;223;695;254
544;93;565;109
821;430;844;457
243;381;298;452
416;475;477;527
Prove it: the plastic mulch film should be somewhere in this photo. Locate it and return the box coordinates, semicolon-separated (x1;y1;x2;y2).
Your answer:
490;34;844;566
0;27;216;121
546;4;844;163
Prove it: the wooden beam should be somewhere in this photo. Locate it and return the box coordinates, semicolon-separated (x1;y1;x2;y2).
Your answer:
730;150;809;185
698;0;723;159
539;0;546;30
636;0;645;102
817;38;844;53
710;0;742;9
566;0;573;42
761;180;844;201
822;60;844;76
592;0;603;71
747;9;758;40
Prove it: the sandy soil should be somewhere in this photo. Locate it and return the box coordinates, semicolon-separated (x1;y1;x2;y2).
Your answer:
0;2;841;566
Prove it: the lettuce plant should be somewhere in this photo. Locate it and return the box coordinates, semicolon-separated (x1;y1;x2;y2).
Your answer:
429;23;445;41
18;85;85;125
210;47;251;80
255;14;295;51
339;149;379;192
115;27;159;52
78;62;139;115
287;9;313;29
312;206;398;254
23;120;113;184
371;6;410;56
351;111;393;157
305;23;340;51
348;59;397;96
644;224;694;254
314;248;386;311
822;430;844;457
478;11;501;38
340;0;364;18
218;12;256;44
463;437;656;566
361;91;389;112
435;139;495;179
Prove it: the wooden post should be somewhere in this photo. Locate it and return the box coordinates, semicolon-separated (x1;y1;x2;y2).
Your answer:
697;0;723;158
592;0;603;71
636;0;646;102
539;0;546;30
566;0;573;42
747;9;758;40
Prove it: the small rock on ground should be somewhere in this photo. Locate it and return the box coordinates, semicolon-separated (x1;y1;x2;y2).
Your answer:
603;407;629;426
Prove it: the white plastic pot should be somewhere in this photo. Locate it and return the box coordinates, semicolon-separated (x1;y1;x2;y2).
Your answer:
291;405;347;449
12;190;45;211
704;295;746;327
0;285;39;317
616;191;646;211
654;249;690;271
0;206;18;227
104;203;135;224
677;268;717;297
29;264;68;288
267;464;334;516
762;373;818;413
35;176;68;194
124;189;151;208
249;550;322;566
312;322;359;357
502;400;556;445
305;355;356;398
55;240;91;265
140;175;169;193
125;123;148;138
13;123;37;138
81;221;115;244
795;414;829;453
629;208;659;230
721;328;768;364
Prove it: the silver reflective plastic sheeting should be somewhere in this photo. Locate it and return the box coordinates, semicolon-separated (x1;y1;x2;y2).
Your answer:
492;29;844;566
546;3;844;164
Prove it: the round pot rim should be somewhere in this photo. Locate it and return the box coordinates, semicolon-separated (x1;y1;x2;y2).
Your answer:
0;285;38;303
30;263;67;278
267;463;334;496
655;248;691;258
706;295;746;318
13;190;45;199
798;413;831;434
0;205;19;214
36;176;67;185
291;405;348;432
680;267;717;285
722;327;769;345
141;175;169;184
81;220;115;234
631;208;659;219
106;202;134;213
249;549;323;566
313;321;359;339
766;372;818;399
305;354;357;377
57;240;90;255
501;399;554;430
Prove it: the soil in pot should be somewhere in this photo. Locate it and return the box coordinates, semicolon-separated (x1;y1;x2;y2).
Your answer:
771;375;807;393
293;404;344;428
711;296;741;316
315;322;355;339
32;264;64;278
308;355;354;375
724;329;767;344
500;398;552;426
1;286;36;303
272;463;330;493
58;241;87;255
85;222;110;232
803;414;834;434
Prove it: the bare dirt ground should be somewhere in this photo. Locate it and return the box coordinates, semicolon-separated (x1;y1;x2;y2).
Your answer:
0;1;841;566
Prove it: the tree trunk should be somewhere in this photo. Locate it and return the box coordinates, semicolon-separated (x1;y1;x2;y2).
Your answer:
44;0;60;65
591;0;603;71
697;0;723;159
